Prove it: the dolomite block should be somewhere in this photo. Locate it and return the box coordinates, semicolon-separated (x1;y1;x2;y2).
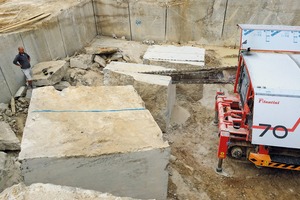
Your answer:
19;86;169;200
143;45;205;69
32;60;69;86
104;62;176;132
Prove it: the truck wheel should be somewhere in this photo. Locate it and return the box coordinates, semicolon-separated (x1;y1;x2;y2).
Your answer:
231;147;243;159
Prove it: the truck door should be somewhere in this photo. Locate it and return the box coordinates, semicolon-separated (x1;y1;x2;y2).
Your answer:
238;63;250;107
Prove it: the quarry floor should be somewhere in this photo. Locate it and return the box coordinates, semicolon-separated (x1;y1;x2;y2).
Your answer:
0;0;300;197
3;36;298;200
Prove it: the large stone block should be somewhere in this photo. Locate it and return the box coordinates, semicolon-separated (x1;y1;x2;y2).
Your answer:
104;62;176;132
19;86;169;200
0;121;20;151
143;45;205;69
32;60;69;86
0;183;144;200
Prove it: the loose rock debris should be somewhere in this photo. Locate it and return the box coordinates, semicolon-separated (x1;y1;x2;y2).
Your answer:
0;183;142;200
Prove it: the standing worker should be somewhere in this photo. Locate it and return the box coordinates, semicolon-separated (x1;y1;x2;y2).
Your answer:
13;47;33;88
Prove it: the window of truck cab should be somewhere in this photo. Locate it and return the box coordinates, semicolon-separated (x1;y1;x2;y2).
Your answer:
238;60;250;107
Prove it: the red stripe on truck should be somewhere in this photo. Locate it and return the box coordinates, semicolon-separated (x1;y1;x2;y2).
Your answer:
253;118;300;132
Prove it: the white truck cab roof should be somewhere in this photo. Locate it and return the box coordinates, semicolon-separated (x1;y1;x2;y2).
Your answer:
242;52;300;96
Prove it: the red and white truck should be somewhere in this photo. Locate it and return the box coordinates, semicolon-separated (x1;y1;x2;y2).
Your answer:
215;24;300;172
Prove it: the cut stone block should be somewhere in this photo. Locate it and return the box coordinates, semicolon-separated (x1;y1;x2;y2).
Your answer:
104;62;176;132
143;45;205;69
19;86;169;200
0;121;20;151
70;54;93;70
0;183;144;200
32;60;69;86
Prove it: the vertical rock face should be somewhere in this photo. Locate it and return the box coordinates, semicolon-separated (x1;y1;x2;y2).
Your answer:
94;0;300;45
19;86;170;200
104;62;176;132
0;183;146;200
0;121;20;151
166;0;227;43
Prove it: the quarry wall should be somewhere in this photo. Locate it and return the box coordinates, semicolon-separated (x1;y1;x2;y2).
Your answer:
0;0;96;102
94;0;300;45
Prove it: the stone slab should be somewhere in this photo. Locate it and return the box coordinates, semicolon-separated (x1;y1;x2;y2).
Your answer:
94;0;131;39
94;55;106;67
32;60;69;86
104;62;176;132
19;86;169;200
85;47;119;55
0;183;146;200
0;121;20;151
14;86;27;98
143;45;205;68
129;0;166;41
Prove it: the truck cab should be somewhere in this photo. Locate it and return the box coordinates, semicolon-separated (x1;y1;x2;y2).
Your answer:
215;24;300;172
